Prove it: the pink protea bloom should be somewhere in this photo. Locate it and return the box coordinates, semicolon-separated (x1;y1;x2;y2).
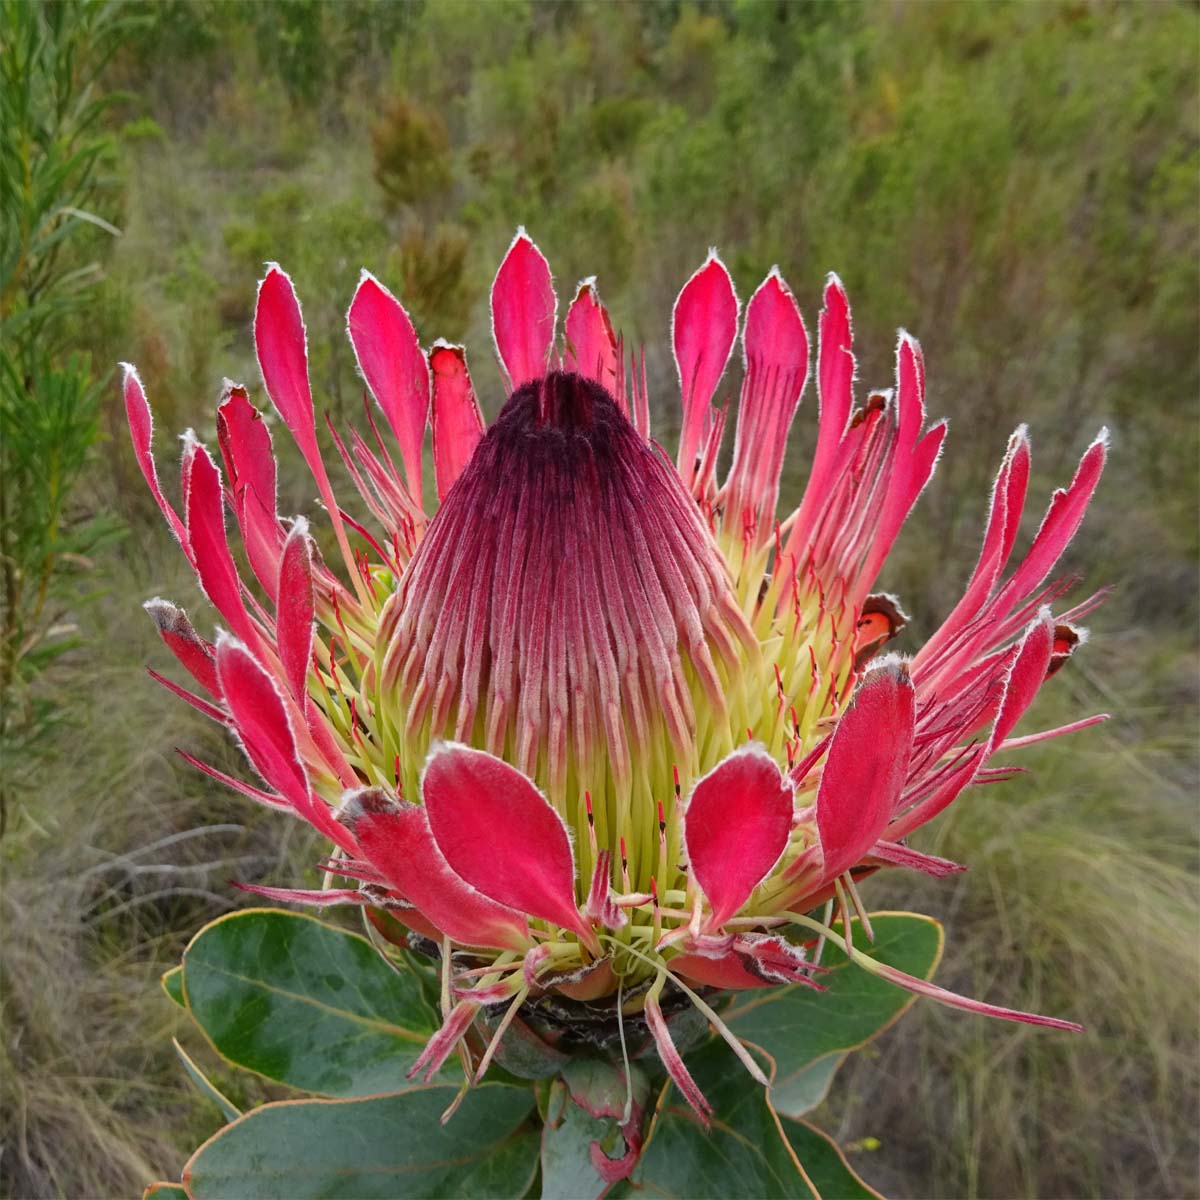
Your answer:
126;230;1105;1120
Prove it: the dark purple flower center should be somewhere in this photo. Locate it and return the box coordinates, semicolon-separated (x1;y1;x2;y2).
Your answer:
379;370;755;817
480;371;646;500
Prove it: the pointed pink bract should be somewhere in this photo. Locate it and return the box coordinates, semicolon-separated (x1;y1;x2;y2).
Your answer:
743;270;807;374
868;840;968;878
993;611;1054;745
998;712;1109;750
216;385;283;599
817;659;915;879
410;1000;479;1082
685;745;793;926
347;790;530;953
147;667;227;725
998;432;1108;607
674;252;738;486
422;744;591;940
275;520;314;703
216;639;356;852
347;272;430;507
724;270;809;535
255;265;322;476
144;599;218;696
214;637;308;806
429;342;484;500
175;750;289;810
896;333;927;448
915;428;1031;669
857;335;946;595
233;882;369;908
564;279;619;394
123;365;188;551
216;386;277;526
777;273;856;569
812;274;855;477
183;440;257;649
491;230;556;389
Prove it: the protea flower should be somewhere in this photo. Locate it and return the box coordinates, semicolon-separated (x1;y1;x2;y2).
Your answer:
125;230;1105;1124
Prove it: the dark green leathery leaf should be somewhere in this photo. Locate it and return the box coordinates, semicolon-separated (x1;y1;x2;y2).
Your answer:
541;1079;617;1200
183;1083;539;1200
173;1037;241;1122
161;964;185;1008
616;1042;806;1198
783;1119;883;1200
181;908;438;1097
772;1052;843;1117
540;1058;651;1196
481;1011;569;1080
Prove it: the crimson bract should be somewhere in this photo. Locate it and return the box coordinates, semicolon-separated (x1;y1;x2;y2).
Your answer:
126;230;1105;1121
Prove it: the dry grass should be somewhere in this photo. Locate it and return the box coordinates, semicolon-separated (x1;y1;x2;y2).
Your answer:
817;632;1200;1199
0;547;310;1199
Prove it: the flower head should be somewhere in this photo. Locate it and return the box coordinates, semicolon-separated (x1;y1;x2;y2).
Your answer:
127;230;1104;1116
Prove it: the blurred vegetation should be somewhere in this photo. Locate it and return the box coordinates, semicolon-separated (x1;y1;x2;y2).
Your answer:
0;0;129;769
1;1;1196;1198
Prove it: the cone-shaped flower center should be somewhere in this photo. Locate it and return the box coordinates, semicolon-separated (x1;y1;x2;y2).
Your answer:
380;371;757;887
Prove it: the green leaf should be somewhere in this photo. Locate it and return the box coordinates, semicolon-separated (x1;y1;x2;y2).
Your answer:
142;1185;188;1200
173;1037;241;1123
183;1083;540;1200
161;964;185;1008
782;1119;882;1200
724;913;942;1116
181;908;437;1097
540;1081;613;1200
773;1052;844;1117
484;1011;569;1080
620;1041;816;1199
541;1060;651;1200
616;1041;882;1199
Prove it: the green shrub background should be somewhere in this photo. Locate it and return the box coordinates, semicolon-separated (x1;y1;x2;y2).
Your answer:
2;2;1196;1197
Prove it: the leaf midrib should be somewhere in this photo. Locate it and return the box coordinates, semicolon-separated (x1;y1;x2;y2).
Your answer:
186;959;428;1044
